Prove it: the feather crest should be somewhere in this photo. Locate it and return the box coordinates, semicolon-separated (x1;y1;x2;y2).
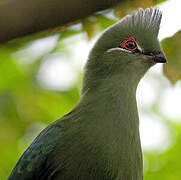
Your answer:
123;8;162;37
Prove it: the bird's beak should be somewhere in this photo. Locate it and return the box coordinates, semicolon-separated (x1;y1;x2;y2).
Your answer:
153;51;167;63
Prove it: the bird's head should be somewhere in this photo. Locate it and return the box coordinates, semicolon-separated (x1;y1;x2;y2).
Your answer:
82;8;166;93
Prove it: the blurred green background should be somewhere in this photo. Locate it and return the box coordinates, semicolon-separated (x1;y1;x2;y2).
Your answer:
1;0;181;179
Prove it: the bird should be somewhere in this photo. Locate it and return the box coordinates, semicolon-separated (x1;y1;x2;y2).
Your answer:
8;8;167;180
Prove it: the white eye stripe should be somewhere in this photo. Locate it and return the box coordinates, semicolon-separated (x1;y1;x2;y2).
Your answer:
107;47;132;53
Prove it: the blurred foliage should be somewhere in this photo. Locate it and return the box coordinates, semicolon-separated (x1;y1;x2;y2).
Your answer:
162;31;181;84
144;123;181;180
1;0;181;179
114;0;158;17
0;42;81;178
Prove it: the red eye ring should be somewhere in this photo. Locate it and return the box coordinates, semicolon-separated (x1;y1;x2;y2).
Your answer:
120;37;137;51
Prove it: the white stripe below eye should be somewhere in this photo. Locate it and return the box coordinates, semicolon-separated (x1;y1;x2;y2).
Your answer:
107;47;132;53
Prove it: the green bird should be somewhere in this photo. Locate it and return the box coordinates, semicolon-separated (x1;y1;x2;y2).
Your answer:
8;8;166;180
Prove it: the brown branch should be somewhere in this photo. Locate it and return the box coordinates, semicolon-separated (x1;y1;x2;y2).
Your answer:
0;0;121;43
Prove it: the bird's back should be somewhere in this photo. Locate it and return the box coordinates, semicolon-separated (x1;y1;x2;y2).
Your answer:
8;122;63;180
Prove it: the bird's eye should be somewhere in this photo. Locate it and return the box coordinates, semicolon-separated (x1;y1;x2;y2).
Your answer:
125;41;136;49
119;37;138;51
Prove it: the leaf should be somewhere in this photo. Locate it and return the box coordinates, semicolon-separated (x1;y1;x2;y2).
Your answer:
162;31;181;84
82;16;100;39
96;15;117;31
157;0;168;4
114;0;157;18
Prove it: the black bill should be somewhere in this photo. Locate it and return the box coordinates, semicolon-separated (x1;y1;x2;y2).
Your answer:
153;51;167;63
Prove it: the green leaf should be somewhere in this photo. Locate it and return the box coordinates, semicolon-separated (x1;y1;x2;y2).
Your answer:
157;0;168;4
162;31;181;84
82;16;100;39
96;15;117;31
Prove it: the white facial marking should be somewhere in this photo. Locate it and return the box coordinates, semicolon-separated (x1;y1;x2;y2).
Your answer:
137;43;143;53
107;47;132;53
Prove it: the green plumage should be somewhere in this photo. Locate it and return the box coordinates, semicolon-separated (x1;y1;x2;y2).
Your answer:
8;8;165;180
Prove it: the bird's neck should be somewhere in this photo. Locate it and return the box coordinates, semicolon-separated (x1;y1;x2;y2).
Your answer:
81;73;139;128
77;75;143;179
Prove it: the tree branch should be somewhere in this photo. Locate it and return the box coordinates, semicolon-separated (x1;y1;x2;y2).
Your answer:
0;0;121;43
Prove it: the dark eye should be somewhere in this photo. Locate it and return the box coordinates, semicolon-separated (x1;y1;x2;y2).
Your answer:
125;41;137;49
119;37;138;51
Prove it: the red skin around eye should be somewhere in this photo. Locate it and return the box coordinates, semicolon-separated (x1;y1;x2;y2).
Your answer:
120;37;137;50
